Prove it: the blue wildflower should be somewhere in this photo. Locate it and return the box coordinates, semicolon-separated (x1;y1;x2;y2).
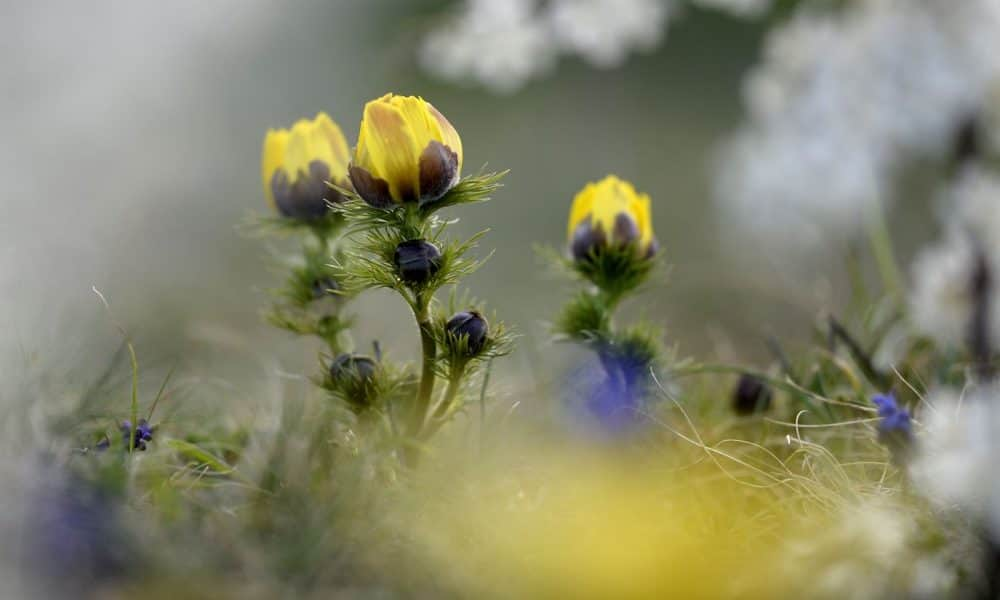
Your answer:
565;351;651;436
872;392;913;461
26;469;129;591
121;419;154;451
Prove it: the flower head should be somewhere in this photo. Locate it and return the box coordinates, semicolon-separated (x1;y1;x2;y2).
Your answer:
262;112;350;220
872;393;912;436
872;392;913;462
350;94;463;207
567;175;656;261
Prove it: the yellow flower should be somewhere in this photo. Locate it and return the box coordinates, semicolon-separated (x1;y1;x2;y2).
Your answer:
567;175;657;261
349;93;463;207
261;112;350;219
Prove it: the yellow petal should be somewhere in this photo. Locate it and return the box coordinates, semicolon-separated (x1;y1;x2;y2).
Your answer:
312;112;350;180
632;192;654;248
567;182;597;240
589;176;628;238
357;99;422;201
284;117;320;179
428;103;464;172
261;129;289;208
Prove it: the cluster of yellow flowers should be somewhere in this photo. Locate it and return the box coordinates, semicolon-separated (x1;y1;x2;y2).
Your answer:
261;93;656;261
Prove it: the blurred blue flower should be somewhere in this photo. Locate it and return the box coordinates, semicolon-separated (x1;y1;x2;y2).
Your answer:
872;392;913;462
25;468;129;592
121;418;154;451
566;352;650;436
872;392;912;436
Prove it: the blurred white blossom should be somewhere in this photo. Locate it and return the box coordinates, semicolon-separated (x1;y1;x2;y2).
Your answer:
421;0;671;92
716;0;1000;245
910;385;1000;536
420;0;557;94
549;0;669;68
911;167;1000;349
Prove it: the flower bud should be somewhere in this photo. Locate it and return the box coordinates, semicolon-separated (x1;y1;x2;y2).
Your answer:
349;94;463;207
311;277;341;300
446;310;489;355
567;175;657;262
393;239;442;284
329;354;377;385
262;112;350;220
732;374;771;416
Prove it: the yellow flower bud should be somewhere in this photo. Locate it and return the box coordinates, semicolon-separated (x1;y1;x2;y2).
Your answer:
567;176;657;261
349;93;464;207
261;112;350;220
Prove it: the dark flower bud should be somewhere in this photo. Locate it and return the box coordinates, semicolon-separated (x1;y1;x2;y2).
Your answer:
329;354;378;385
311;277;340;300
732;374;771;416
393;239;442;284
121;419;154;451
446;310;489;355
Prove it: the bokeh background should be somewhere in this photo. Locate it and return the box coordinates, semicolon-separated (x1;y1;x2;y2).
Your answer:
2;1;946;393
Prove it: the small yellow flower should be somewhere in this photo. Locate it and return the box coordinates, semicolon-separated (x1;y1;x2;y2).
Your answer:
567;175;657;261
261;112;350;219
349;93;463;207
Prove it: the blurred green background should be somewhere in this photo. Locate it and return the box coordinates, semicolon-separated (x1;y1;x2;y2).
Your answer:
2;1;942;391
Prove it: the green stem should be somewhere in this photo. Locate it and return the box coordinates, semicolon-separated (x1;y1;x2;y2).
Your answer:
422;371;465;440
409;295;437;439
126;341;139;454
865;204;903;302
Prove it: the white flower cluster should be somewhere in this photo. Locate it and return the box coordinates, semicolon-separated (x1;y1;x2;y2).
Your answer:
420;0;670;93
910;384;1000;546
911;388;995;515
419;0;784;92
911;167;1000;350
715;0;1000;246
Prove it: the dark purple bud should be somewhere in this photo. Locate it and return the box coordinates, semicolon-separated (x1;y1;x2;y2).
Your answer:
446;310;489;355
393;239;442;284
732;374;772;416
329;354;378;385
271;160;342;220
311;277;341;300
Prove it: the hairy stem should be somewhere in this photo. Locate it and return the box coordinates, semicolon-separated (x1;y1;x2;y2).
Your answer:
422;372;465;440
409;295;437;439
